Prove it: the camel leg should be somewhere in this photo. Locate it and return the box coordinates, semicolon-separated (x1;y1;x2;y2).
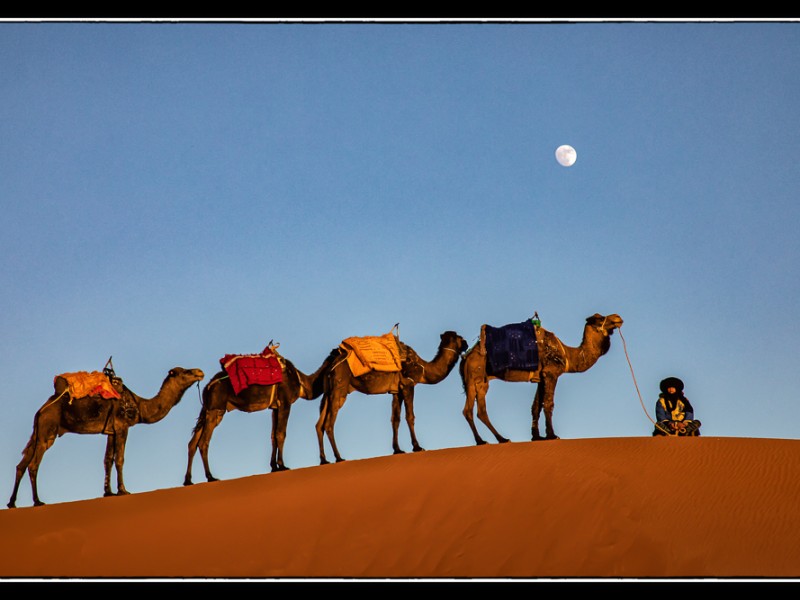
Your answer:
26;435;54;507
461;355;503;445
462;377;488;446
8;435;36;509
402;388;425;453
474;380;509;444
184;408;224;484
103;435;116;496
321;394;346;463
184;411;205;486
531;382;545;441
539;375;560;440
8;460;27;509
390;393;405;454
10;409;59;508
316;386;347;464
112;429;130;495
9;429;54;508
325;403;346;463
315;395;331;465
271;405;291;472
195;409;225;483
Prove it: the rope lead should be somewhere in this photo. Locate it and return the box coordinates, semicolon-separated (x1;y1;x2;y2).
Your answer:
618;327;655;426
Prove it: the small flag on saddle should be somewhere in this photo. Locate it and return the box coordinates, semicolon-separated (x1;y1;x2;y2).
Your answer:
484;320;539;375
220;344;284;395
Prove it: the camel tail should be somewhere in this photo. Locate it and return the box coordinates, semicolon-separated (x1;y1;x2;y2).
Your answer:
14;406;46;470
20;421;39;458
191;406;207;436
282;360;307;400
190;384;212;435
458;350;472;394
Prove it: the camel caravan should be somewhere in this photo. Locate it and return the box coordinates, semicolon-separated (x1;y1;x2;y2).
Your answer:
8;312;623;508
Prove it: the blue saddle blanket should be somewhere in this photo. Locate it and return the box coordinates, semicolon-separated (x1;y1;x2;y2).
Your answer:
485;320;539;374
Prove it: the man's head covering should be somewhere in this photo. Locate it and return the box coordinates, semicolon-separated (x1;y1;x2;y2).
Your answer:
660;376;684;394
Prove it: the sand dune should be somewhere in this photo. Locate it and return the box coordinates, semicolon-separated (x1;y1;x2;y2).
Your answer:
1;436;798;580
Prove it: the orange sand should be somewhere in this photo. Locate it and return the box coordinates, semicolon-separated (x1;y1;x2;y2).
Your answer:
1;436;798;580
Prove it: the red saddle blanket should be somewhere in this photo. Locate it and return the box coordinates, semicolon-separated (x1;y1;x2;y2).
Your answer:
220;346;283;395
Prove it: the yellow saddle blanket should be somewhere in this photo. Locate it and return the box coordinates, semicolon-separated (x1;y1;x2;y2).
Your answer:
56;371;122;400
340;332;402;377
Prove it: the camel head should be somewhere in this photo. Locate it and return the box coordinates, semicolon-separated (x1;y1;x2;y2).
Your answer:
168;367;205;386
157;367;206;405
441;331;469;355
585;313;623;337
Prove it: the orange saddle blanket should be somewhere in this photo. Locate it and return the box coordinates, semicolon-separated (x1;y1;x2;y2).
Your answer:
56;371;122;400
220;346;284;395
340;332;402;378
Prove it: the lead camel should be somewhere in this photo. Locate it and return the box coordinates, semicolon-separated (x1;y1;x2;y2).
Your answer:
460;313;623;444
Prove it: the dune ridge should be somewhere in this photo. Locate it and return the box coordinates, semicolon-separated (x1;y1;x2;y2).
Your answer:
1;436;798;579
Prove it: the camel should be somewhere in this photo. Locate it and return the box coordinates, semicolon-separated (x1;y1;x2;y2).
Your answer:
183;351;340;485
460;313;623;444
316;330;468;465
8;366;205;508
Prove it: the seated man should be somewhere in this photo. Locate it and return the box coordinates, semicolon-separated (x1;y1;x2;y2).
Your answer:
652;376;701;437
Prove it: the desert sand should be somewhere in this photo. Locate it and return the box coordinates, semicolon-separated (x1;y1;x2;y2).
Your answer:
1;436;799;581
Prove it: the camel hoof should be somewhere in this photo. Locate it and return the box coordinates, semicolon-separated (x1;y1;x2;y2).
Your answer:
183;479;193;486
545;435;560;441
34;500;46;507
335;457;347;463
393;449;406;455
207;476;218;483
498;438;510;444
7;503;15;509
413;447;426;453
271;465;290;472
476;439;488;446
103;491;114;497
117;490;131;496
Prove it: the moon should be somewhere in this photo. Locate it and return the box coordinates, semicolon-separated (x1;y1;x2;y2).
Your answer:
555;144;577;167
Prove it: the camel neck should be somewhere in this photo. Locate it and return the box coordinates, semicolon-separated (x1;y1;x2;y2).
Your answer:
560;328;610;373
418;345;461;384
303;352;339;399
134;379;189;423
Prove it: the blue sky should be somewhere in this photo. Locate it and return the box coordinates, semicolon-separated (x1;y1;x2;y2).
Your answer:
2;19;799;507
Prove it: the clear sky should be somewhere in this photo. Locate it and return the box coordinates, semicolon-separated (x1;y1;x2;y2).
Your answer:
2;19;799;507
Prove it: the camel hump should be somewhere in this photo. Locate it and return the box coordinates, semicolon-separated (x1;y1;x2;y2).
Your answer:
399;341;420;363
53;376;70;398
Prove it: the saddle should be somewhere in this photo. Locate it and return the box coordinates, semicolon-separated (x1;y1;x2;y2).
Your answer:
55;366;134;433
220;344;284;395
481;319;540;376
55;371;123;400
340;331;403;377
